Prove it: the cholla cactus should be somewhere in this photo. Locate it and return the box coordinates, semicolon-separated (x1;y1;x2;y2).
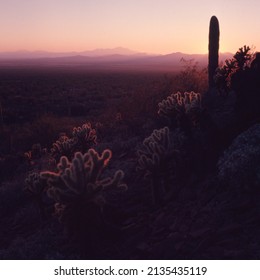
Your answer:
215;46;254;92
40;149;127;225
137;127;170;174
72;122;97;152
137;127;177;204
50;134;76;161
50;123;97;161
215;59;237;91
158;92;201;129
234;45;252;69
158;91;201;118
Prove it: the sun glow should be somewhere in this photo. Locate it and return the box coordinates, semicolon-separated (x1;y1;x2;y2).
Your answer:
0;0;259;54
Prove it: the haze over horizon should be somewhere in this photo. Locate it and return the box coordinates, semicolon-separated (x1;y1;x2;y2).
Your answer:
0;0;259;55
0;46;234;57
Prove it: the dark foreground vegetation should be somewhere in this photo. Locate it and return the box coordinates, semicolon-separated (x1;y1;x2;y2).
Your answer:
1;37;260;258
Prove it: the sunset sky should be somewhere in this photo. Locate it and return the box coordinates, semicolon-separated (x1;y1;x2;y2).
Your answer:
0;0;259;54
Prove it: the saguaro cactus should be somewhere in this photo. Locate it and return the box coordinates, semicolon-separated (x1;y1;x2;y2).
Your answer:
208;15;220;89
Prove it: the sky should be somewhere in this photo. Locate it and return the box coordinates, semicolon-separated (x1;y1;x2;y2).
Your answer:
0;0;259;54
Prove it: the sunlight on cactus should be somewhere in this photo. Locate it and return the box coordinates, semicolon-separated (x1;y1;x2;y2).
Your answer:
40;149;127;222
137;127;170;174
234;45;252;69
50;123;97;160
50;134;76;160
72;122;97;152
158;91;201;119
137;127;181;204
215;45;255;92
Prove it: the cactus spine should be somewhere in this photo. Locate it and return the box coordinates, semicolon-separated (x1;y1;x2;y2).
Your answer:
208;15;220;89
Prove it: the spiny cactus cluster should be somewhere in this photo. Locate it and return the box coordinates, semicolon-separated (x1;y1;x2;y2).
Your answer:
137;127;179;204
23;118;128;232
51;122;97;160
214;59;237;91
51;134;76;160
72;123;97;152
233;45;252;69
41;149;127;223
215;45;254;92
137;127;170;174
158;91;201;121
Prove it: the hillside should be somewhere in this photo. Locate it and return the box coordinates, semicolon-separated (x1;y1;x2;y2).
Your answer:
0;49;232;72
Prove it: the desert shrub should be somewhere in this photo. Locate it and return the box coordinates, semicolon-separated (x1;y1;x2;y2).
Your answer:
2;114;76;153
40;149;127;234
175;59;208;93
218;124;260;189
28;114;64;147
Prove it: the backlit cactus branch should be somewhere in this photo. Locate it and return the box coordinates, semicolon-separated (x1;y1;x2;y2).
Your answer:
40;149;127;222
50;134;76;161
137;127;170;174
158;91;201;119
72;122;97;152
215;45;254;92
234;45;251;69
50;123;97;161
137;127;178;204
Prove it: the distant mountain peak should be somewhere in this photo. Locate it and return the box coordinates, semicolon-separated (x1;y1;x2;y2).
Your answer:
0;49;234;73
81;47;141;57
0;47;148;59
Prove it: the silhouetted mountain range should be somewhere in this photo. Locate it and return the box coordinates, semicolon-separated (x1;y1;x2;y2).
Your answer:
0;47;146;59
0;47;233;71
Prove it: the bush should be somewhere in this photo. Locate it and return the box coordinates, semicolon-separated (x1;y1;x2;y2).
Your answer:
218;124;260;189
